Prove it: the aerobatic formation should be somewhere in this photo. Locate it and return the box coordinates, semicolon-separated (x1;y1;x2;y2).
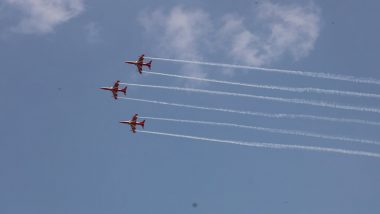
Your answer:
100;54;151;133
98;54;380;159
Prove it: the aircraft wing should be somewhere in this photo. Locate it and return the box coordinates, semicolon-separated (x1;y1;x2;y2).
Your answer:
113;81;120;89
137;65;142;74
130;124;137;133
112;91;118;100
138;54;144;63
131;114;138;122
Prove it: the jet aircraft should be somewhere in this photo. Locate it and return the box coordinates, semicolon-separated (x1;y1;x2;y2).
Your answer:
120;114;145;133
125;54;152;74
100;80;127;100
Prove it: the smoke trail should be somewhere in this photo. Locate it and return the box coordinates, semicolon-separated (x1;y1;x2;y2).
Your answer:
145;57;380;85
119;97;380;126
141;71;380;99
138;130;380;159
125;83;380;114
141;116;380;146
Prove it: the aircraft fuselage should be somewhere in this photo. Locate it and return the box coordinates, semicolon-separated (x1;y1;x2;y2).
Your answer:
100;87;122;93
119;121;144;126
125;61;150;66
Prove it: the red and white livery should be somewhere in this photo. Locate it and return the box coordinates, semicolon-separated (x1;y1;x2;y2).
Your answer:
125;54;152;74
120;114;145;133
100;80;127;100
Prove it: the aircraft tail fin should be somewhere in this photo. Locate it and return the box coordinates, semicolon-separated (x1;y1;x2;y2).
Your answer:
141;120;145;129
121;86;127;95
146;60;152;70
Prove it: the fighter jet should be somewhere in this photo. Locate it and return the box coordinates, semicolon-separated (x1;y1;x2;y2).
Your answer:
124;54;152;74
100;80;127;100
120;114;145;133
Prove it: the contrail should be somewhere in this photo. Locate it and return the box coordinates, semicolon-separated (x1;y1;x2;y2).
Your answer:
119;97;380;126
142;71;380;99
125;83;380;114
145;56;380;85
140;116;380;146
138;130;380;159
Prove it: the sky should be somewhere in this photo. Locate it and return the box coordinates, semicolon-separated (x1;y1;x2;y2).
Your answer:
1;0;380;213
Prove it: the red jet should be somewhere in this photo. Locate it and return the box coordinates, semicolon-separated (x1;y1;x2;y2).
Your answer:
125;54;152;74
120;114;145;133
100;80;127;100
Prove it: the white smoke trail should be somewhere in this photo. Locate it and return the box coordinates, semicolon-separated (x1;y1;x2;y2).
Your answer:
140;116;380;146
141;71;380;99
138;130;380;159
125;83;380;114
119;97;380;126
145;57;380;85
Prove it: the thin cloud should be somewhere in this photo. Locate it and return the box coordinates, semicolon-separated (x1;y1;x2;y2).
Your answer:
139;6;211;60
216;2;321;66
139;2;321;72
139;6;211;85
84;22;101;44
4;0;84;34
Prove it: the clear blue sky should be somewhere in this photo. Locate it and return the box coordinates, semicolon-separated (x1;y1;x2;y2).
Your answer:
1;0;380;213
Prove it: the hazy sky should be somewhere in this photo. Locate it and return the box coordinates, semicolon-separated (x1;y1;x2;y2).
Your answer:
1;0;380;213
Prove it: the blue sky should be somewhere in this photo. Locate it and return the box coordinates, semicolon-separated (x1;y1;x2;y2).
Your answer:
1;0;380;213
